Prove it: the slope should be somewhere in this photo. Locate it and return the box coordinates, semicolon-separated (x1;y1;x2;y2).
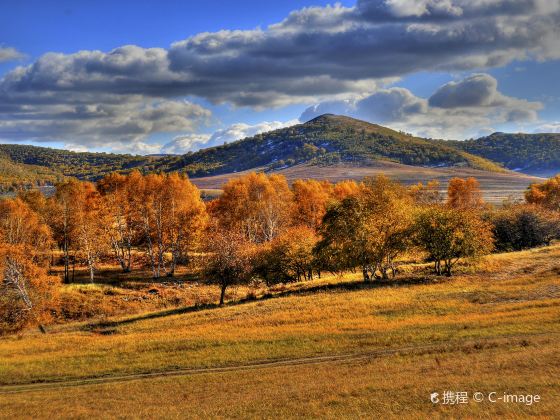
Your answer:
162;114;506;177
447;132;560;177
0;151;65;193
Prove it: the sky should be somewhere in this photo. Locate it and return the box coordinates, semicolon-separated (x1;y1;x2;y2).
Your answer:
1;0;560;155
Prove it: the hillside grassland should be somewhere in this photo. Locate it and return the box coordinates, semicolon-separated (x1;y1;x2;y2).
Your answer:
191;161;544;204
1;245;559;418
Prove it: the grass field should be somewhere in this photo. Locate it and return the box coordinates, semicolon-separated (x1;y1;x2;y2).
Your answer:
1;246;559;418
190;161;544;204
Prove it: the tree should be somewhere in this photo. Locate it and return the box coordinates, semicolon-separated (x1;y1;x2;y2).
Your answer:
447;177;484;210
97;173;139;273
409;180;441;205
0;198;58;333
163;173;208;276
414;206;494;276
332;180;360;201
491;205;559;251
255;226;318;284
525;175;560;211
203;225;255;305
315;176;414;281
56;180;108;283
129;172;207;278
213;173;294;243
292;180;333;230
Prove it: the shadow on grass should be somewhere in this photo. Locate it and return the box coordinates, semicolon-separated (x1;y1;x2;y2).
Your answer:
82;275;446;332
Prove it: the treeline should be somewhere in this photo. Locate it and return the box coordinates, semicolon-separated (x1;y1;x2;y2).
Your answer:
2;171;560;332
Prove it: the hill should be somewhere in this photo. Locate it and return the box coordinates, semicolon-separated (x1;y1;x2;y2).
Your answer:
0;150;65;193
0;116;507;183
0;144;154;180
447;132;560;177
162;114;506;176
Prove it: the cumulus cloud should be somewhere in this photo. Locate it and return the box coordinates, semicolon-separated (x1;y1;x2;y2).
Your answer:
0;46;25;63
301;73;542;139
0;98;211;152
534;122;560;133
162;120;297;154
0;0;559;150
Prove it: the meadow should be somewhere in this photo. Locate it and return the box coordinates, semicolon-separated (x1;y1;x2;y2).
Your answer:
191;161;543;204
1;245;559;418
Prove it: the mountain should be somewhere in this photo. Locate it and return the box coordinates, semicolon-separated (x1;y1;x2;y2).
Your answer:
159;114;505;176
0;115;506;185
446;132;560;177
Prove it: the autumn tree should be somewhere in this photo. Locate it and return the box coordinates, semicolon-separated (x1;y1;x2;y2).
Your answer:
58;180;109;283
213;173;294;243
315;176;414;281
409;180;441;205
292;179;333;230
163;173;207;276
131;172;207;278
255;226;318;284
332;179;361;201
97;172;139;272
203;224;255;305
447;177;484;210
0;198;58;333
414;207;494;276
525;175;560;211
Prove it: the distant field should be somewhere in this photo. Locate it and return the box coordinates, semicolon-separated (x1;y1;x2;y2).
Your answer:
191;161;544;204
1;245;559;418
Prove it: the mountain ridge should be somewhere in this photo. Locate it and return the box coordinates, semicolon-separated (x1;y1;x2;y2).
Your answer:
1;115;557;187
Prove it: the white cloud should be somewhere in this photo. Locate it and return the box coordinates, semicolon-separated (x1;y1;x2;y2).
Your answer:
534;122;560;133
162;120;298;154
0;46;24;63
0;99;211;151
1;1;559;150
301;73;542;139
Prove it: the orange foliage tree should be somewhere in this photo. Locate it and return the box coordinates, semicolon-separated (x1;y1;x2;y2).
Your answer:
213;173;294;243
97;172;140;273
525;175;560;211
292;179;333;230
54;180;108;283
0;198;58;333
447;177;484;210
131;172;207;278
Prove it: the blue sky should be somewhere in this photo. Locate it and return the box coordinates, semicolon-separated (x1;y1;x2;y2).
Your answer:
1;0;559;154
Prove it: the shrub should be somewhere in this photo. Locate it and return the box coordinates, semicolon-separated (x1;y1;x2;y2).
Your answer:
491;205;559;251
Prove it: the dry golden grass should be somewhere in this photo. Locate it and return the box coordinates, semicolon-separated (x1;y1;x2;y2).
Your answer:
0;245;559;418
1;336;558;419
190;161;544;204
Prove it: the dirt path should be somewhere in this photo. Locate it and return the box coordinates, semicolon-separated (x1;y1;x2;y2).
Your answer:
0;332;553;395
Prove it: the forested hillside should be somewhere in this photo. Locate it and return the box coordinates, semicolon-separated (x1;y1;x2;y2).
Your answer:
0;151;64;192
0;115;505;184
448;132;560;176
162;115;505;176
0;144;155;180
